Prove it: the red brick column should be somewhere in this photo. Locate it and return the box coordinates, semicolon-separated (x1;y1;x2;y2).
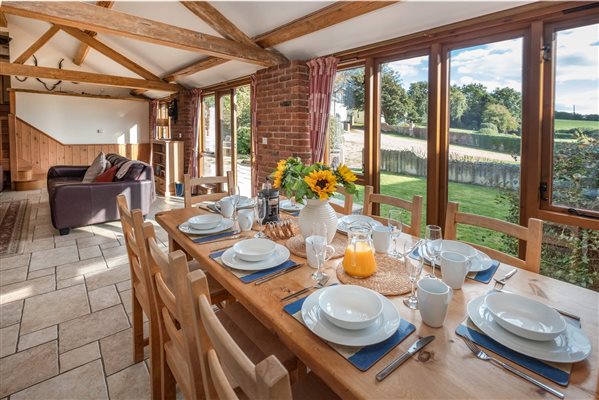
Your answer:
169;91;194;175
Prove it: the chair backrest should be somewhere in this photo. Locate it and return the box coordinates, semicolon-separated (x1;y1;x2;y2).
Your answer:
362;185;423;237
185;270;293;400
184;172;234;208
329;186;354;215
444;201;543;273
147;237;205;400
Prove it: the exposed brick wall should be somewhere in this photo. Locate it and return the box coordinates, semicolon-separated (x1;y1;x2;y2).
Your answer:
168;91;194;174
255;60;310;186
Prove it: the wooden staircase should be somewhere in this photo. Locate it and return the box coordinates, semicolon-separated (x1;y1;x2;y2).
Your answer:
14;160;45;191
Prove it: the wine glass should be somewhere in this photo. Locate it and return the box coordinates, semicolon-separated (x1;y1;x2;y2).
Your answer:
403;255;424;309
309;222;335;282
388;209;403;259
424;225;442;278
253;196;267;238
230;184;241;222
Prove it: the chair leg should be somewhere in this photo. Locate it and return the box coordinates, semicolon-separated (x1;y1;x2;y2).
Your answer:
148;322;163;400
132;292;145;363
162;361;177;400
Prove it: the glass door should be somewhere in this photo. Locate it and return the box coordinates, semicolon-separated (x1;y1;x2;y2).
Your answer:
200;95;216;177
234;85;252;197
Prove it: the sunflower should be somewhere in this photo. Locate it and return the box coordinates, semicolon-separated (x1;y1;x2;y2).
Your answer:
304;169;337;200
272;159;288;188
337;164;357;183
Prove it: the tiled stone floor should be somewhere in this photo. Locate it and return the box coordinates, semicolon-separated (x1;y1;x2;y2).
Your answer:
0;189;183;399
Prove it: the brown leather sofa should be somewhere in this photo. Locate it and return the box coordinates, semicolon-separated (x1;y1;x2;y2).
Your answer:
48;155;153;235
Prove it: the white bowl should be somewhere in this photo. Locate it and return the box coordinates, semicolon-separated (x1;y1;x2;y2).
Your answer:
233;239;276;262
440;240;478;260
318;285;383;330
485;292;567;341
188;214;223;230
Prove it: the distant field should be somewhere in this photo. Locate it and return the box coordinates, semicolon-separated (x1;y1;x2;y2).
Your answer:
554;119;599;131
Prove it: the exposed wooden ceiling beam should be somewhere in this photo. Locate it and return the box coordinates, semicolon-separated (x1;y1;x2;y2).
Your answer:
180;1;256;47
73;1;114;66
0;11;7;28
0;63;179;92
163;57;229;83
254;1;399;48
8;87;149;102
165;1;396;82
59;25;162;82
0;1;287;67
13;25;60;64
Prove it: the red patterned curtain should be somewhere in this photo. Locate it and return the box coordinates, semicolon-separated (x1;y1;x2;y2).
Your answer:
307;56;339;163
250;74;259;196
149;100;158;165
188;88;202;178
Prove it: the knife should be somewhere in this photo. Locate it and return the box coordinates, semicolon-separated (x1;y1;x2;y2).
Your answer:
253;263;304;285
376;336;435;382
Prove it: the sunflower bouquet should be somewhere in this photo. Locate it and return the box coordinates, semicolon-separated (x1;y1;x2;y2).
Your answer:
271;157;358;202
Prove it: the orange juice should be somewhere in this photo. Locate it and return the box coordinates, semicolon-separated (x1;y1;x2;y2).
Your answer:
343;241;377;278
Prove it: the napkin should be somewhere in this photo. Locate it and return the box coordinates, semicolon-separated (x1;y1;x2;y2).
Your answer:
209;249;298;284
192;230;239;244
409;245;500;284
283;294;416;371
455;320;575;386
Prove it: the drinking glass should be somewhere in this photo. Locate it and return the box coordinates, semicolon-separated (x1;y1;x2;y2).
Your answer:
403;255;424;309
253;196;267;238
310;223;334;282
424;225;442;278
230;184;241;221
388;209;403;259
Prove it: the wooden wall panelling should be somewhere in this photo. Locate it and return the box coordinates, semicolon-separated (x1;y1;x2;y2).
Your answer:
40;134;49;172
31;128;40;171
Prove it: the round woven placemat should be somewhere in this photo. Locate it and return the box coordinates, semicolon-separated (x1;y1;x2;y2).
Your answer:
286;235;346;259
336;254;411;296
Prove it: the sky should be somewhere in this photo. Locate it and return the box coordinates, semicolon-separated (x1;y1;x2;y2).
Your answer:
386;23;598;115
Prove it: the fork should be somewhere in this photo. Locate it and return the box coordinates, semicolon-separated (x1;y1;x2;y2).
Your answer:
493;268;518;291
461;336;564;399
280;276;330;301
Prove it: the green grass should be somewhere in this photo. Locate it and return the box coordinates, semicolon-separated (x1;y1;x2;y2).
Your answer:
347;172;513;251
554;118;599;131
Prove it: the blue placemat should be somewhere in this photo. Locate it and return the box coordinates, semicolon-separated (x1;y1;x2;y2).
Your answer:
410;245;499;284
209;249;299;283
455;320;575;386
192;230;239;244
283;294;416;371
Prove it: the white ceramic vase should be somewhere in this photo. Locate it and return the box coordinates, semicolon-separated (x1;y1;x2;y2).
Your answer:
298;199;338;244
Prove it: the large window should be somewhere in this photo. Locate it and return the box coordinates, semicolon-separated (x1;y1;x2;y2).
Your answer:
448;37;523;253
201;95;216;177
235;85;252;197
378;55;429;230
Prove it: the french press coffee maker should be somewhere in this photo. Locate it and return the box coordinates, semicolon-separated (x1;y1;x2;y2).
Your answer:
259;178;280;223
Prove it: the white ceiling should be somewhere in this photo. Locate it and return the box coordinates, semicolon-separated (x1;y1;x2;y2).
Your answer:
6;1;530;98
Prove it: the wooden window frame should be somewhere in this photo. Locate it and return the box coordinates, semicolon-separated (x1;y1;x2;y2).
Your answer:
539;15;599;228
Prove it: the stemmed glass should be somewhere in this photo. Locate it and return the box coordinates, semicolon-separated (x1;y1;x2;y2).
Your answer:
253;196;267;238
230;184;241;224
424;225;443;278
403;255;424;309
309;223;335;282
388;209;403;259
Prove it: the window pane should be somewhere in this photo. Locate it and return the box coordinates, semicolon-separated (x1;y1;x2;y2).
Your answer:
448;38;523;253
329;66;365;174
235;85;252;197
379;55;429;230
551;24;599;212
220;94;232;174
201;95;216;176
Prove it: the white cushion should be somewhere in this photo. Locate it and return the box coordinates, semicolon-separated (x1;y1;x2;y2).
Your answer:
82;152;107;183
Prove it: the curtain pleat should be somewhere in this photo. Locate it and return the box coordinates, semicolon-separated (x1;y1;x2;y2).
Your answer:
307;56;338;163
188;88;202;178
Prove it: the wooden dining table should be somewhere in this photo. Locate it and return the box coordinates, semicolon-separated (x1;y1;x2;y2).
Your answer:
156;207;598;399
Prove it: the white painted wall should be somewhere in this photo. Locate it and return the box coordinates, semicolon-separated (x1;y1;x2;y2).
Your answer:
15;92;149;145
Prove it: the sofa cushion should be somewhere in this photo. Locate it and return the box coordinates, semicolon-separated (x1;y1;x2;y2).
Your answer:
47;177;82;201
106;153;129;169
82;152;107;183
94;165;118;182
115;162;146;181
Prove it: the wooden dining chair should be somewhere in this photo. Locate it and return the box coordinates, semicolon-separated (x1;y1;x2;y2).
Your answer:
444;201;543;273
330;185;354;215
146;240;301;400
186;269;339;400
362;185;424;237
184;171;235;208
116;195;162;400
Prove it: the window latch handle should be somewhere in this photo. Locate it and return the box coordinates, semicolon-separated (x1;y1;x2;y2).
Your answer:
539;182;549;201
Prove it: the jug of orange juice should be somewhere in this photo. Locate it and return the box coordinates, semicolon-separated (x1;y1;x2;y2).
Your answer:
342;224;377;278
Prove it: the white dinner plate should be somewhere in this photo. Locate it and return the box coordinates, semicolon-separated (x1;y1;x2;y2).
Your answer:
280;199;304;212
216;196;253;210
467;293;591;363
178;219;234;235
221;243;290;271
301;287;400;347
468;251;494;273
337;215;383;234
